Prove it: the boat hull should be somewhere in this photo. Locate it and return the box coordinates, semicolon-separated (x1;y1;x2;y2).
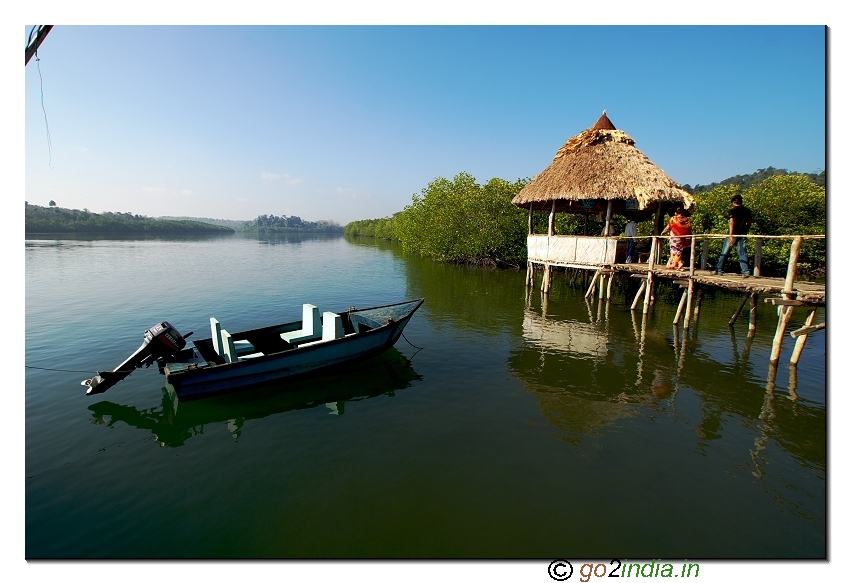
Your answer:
164;299;421;401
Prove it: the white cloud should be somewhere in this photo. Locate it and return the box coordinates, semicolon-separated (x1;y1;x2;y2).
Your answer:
336;187;372;200
261;172;280;180
180;189;193;196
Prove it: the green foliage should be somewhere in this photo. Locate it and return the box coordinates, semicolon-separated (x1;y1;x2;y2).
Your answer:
690;174;825;276
681;166;825;194
392;173;530;266
25;205;234;234
241;214;342;234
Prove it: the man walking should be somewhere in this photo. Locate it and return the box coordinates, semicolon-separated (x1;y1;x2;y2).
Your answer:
624;218;637;263
714;194;753;276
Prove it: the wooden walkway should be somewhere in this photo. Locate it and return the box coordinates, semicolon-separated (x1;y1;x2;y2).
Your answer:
527;235;825;367
610;264;825;305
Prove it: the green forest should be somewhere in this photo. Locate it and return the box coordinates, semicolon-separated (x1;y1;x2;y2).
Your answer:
25;205;235;235
344;168;826;276
240;214;343;234
25;206;343;235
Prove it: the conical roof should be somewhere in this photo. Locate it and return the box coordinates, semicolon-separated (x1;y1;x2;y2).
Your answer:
512;112;693;211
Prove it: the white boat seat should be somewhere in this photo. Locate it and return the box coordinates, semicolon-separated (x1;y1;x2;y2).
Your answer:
280;304;322;345
211;318;257;360
300;312;345;347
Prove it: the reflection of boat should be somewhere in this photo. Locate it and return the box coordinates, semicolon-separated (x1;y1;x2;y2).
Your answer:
88;348;422;447
83;299;424;400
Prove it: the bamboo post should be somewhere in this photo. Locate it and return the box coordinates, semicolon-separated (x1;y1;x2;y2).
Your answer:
630;279;647;310
701;236;709;270
748;292;758;338
754;237;762;277
542;264;551;294
598;273;606;300
606;271;614;300
603;200;613;236
643;237;656;314
790;308;817;365
692;288;705;327
526;261;533;287
585;269;601;299
689;236;697;276
528;204;533;235
770;237;803;363
673;288;688;325
729;292;751;326
548;200;555;236
683;278;695;329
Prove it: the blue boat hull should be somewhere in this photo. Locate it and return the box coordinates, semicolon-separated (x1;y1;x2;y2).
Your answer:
164;299;423;401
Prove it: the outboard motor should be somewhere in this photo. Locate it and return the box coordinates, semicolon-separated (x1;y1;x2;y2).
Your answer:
82;321;189;396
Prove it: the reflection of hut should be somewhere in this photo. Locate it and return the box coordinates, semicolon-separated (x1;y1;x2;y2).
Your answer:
512;112;693;277
523;311;608;358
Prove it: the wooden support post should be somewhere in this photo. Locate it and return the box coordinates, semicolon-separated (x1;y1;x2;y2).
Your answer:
548;200;556;236
770;236;803;363
692;288;705;327
603;200;613;236
673;288;688;325
748;292;758;338
542;264;551;294
528;204;533;235
643;237;656;314
585;269;601;299
701;236;709;270
689;238;697;276
754;238;762;277
631;280;647;310
729;292;750;326
770;305;794;364
606;271;614;300
683;279;695;329
790;308;817;365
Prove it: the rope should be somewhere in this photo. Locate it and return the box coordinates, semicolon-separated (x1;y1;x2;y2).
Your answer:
400;330;424;351
25;365;155;375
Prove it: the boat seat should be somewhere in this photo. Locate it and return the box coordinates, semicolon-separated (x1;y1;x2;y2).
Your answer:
211;317;258;361
300;312;345;347
280;304;322;345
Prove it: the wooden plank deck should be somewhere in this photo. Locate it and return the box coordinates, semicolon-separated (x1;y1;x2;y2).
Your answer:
608;263;825;305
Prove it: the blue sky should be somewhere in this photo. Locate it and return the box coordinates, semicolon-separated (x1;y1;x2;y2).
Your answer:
23;24;826;225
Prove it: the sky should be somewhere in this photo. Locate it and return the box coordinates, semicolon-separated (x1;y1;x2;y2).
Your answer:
22;22;827;225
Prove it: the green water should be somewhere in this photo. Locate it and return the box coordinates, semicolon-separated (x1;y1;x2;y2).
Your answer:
25;234;825;558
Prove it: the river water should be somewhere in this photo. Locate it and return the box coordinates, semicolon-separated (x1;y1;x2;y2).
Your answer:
25;234;825;558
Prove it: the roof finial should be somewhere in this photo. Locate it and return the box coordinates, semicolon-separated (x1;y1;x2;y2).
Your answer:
602;109;606;116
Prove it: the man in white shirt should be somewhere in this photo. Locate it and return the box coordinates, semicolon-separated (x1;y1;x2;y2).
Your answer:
624;219;637;263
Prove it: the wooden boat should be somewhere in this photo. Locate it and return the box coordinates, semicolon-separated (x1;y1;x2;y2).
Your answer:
82;298;424;401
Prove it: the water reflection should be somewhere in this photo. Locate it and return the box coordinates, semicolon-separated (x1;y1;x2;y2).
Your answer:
510;297;825;475
87;349;421;448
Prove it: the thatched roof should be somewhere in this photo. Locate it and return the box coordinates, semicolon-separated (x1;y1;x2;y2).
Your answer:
512;112;693;213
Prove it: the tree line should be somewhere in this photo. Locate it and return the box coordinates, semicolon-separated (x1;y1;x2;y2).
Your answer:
240;214;343;234
25;204;234;234
344;169;826;276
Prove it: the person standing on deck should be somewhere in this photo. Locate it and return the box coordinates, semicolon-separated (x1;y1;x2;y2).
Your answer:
714;194;753;277
624;219;637;263
661;207;692;270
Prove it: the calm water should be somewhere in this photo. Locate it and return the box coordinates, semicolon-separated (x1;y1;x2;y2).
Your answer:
25;234;826;558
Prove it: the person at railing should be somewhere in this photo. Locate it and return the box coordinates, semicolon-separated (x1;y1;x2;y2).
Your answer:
714;194;753;277
624;218;637;263
661;206;692;270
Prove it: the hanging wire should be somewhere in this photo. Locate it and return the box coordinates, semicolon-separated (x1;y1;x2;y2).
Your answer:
29;26;53;168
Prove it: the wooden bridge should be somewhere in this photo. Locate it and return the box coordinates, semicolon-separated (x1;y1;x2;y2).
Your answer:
526;233;825;367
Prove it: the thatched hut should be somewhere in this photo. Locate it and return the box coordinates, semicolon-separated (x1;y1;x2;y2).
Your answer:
513;112;693;276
